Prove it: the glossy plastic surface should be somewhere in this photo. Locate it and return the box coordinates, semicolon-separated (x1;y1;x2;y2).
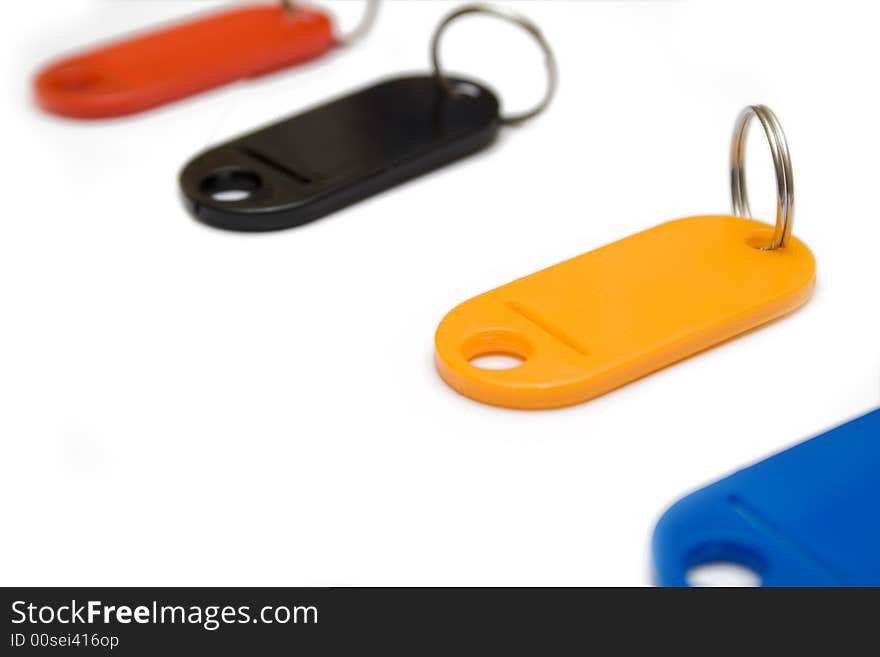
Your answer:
653;408;880;587
180;75;501;231
435;215;816;409
34;5;335;119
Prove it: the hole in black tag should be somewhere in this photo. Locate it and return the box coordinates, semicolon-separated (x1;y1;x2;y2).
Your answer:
201;169;262;203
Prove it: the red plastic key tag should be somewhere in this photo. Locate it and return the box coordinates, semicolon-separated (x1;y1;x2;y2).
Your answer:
33;1;379;119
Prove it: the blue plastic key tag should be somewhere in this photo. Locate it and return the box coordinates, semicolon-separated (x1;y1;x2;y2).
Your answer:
653;408;880;586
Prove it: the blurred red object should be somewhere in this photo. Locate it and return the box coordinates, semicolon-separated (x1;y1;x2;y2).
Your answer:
34;4;335;119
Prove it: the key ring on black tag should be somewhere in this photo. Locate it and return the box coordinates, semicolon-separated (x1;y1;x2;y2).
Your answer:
730;105;794;250
282;0;381;46
430;3;558;125
179;2;558;232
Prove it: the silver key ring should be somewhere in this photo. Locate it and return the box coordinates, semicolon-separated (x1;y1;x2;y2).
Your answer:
730;105;795;250
430;3;559;126
282;0;381;46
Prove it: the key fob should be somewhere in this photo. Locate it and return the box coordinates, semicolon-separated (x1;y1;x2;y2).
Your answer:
653;408;880;586
34;5;336;119
179;76;500;231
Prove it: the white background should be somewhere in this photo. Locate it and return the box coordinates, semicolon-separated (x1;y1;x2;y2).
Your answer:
1;0;878;586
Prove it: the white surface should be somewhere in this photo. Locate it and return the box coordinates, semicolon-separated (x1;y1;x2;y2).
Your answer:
1;0;878;586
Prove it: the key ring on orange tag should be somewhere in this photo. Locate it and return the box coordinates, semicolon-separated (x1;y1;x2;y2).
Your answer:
34;0;380;119
435;105;815;410
731;105;794;250
179;3;558;232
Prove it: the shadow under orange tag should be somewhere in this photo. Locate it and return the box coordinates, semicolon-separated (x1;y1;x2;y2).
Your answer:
435;106;816;409
34;3;344;119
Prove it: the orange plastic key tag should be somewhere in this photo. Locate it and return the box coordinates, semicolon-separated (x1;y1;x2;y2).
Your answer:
33;1;379;119
435;106;816;409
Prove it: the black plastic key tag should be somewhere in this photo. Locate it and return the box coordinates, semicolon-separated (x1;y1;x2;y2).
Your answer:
179;4;558;232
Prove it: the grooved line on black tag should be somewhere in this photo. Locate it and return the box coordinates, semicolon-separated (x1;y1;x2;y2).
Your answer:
239;147;312;185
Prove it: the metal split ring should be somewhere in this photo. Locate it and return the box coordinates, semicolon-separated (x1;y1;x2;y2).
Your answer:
430;3;558;126
282;0;381;46
730;105;795;250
